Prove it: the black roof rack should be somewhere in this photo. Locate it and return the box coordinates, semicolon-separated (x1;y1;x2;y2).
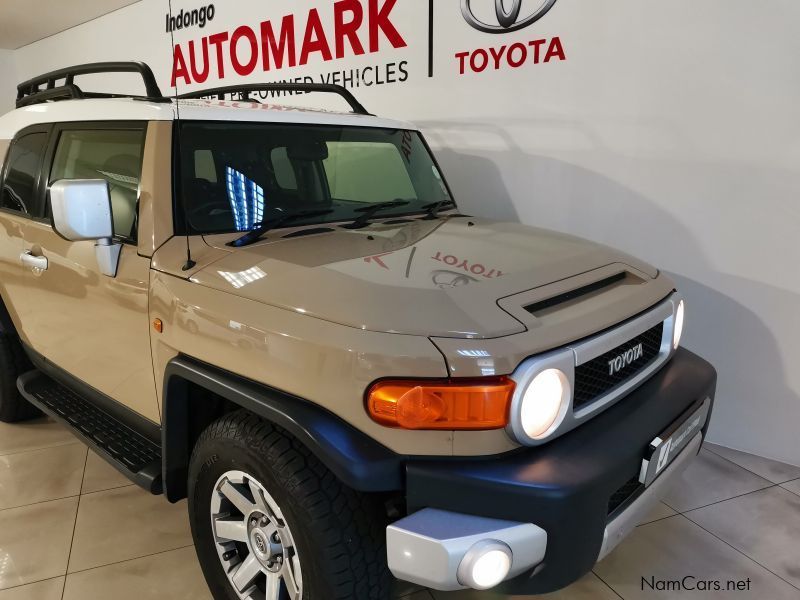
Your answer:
15;64;371;116
16;61;167;108
176;83;371;115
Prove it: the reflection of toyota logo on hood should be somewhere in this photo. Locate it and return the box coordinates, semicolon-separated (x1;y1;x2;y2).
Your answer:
461;0;558;33
431;270;478;289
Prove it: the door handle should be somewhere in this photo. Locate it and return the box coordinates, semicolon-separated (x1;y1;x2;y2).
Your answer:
20;251;48;271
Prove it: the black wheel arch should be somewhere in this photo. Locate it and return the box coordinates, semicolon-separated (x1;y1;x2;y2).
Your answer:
0;295;19;337
161;355;405;502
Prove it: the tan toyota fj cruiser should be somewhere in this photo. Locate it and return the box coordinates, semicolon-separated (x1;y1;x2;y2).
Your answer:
0;63;716;599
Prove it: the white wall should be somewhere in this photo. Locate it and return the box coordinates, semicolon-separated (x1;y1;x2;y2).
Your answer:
11;1;800;465
13;0;172;97
0;49;16;114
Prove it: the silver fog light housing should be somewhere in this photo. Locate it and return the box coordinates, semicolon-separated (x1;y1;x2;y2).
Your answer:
520;368;571;439
457;540;513;590
673;300;685;350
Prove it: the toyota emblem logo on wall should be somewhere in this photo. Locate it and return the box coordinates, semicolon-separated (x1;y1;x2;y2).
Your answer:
461;0;558;33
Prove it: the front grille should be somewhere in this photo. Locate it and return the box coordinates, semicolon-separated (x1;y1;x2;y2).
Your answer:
573;322;664;411
607;476;644;516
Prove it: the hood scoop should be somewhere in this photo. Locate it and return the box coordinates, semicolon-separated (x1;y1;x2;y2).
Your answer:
525;271;637;316
498;264;652;331
490;264;671;358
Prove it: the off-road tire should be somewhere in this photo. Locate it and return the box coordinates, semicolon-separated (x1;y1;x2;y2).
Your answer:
0;334;39;423
188;410;392;600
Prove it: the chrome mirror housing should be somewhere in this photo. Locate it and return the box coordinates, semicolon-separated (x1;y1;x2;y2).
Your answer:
49;179;121;277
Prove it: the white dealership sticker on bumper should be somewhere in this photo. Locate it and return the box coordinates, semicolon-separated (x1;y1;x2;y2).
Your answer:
640;398;711;487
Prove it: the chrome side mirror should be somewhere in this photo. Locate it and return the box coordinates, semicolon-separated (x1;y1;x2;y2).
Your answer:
49;179;121;277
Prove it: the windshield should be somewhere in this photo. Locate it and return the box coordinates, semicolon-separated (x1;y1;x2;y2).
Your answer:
177;122;454;235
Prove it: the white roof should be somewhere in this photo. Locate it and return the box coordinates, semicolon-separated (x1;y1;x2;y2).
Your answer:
0;97;417;139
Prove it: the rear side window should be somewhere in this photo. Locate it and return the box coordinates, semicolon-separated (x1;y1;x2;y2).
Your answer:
1;132;48;216
50;129;145;241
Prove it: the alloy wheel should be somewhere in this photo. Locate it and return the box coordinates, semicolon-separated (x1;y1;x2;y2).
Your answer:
210;470;303;600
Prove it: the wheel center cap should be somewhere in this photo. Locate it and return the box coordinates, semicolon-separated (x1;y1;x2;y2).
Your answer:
250;530;271;559
254;532;268;555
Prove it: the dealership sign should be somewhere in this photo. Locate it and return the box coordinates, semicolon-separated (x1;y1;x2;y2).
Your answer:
171;0;407;87
168;0;566;92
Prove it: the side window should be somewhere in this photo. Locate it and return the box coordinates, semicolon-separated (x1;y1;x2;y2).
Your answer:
1;132;48;216
323;142;415;204
50;129;145;241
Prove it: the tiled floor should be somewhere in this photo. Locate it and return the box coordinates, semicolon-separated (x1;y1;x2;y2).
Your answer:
1;419;799;599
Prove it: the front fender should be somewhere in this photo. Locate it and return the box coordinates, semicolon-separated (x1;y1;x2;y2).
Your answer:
161;355;404;502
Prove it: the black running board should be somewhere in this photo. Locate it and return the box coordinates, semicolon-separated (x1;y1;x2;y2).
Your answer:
17;370;162;494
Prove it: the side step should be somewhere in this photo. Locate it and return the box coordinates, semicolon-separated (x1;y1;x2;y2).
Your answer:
17;370;162;494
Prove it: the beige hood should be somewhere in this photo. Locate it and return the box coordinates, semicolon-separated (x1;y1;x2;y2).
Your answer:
194;217;659;339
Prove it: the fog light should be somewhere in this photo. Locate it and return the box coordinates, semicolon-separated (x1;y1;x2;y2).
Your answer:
520;369;570;439
457;540;513;590
673;300;685;350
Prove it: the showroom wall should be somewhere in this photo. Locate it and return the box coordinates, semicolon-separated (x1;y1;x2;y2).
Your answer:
11;1;800;465
0;49;16;113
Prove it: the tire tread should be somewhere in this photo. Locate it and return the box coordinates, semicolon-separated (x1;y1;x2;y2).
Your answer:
194;410;390;600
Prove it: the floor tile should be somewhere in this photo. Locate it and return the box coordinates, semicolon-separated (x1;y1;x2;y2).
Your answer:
705;443;800;484
638;502;677;526
401;591;435;599
782;479;800;496
0;418;77;456
0;577;64;600
661;449;772;512
0;497;78;590
81;448;133;494
0;444;85;510
595;514;800;599
63;546;209;600
428;572;619;599
686;486;800;588
394;579;432;598
68;485;193;572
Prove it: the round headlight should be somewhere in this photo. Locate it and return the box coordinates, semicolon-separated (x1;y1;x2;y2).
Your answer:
673;300;685;350
457;540;513;590
520;368;570;439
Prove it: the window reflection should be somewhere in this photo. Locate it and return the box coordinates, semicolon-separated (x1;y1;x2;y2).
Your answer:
225;167;265;231
218;266;267;289
457;349;491;357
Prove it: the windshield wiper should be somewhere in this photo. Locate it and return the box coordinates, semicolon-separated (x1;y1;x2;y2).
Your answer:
421;199;457;219
341;200;411;229
228;208;335;248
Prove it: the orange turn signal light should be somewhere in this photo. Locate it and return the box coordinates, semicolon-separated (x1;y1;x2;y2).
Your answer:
366;377;515;430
